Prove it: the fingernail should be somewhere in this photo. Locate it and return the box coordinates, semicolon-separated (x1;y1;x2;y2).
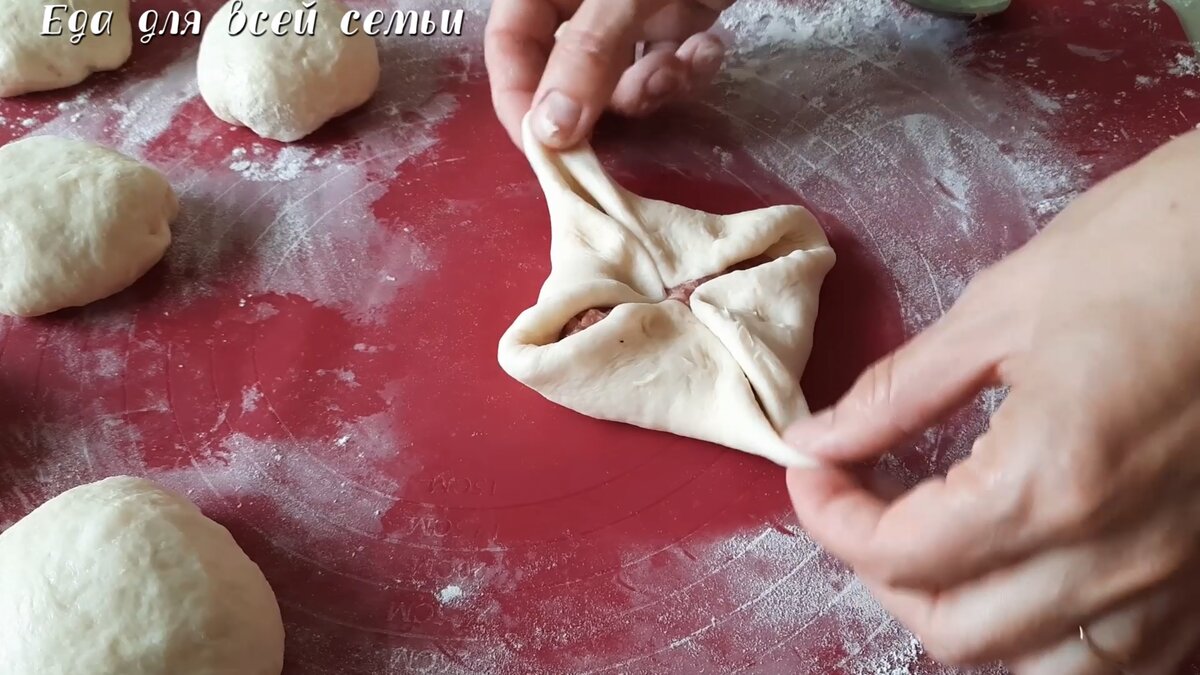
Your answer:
645;69;682;99
694;40;725;70
533;90;582;144
709;25;735;50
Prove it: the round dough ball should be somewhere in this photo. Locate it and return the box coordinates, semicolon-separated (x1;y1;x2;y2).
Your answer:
0;136;175;317
0;476;285;675
197;0;381;142
0;0;132;97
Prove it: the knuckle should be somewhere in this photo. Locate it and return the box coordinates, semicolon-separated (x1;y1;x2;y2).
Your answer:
857;358;899;410
1131;539;1190;590
1048;471;1105;535
1039;430;1113;535
556;22;626;65
951;454;1032;526
917;610;990;666
1059;471;1100;518
952;264;1021;330
609;97;645;117
872;358;899;406
855;357;916;438
854;545;908;583
919;631;979;666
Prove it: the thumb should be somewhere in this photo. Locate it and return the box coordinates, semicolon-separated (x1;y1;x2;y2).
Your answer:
530;0;664;148
787;311;1001;463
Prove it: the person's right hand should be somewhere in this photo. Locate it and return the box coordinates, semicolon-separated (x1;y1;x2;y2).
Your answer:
484;0;735;149
784;127;1200;672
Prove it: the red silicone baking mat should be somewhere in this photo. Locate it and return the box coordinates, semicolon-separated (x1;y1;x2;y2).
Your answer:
1;0;1197;672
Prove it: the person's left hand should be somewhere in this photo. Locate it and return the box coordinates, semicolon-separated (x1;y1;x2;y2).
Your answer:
484;0;733;149
784;128;1200;672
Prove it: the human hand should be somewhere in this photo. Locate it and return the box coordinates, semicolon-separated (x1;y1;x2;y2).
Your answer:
484;0;734;149
784;128;1200;672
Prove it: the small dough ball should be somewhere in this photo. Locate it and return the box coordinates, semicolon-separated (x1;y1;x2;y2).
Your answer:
0;0;133;97
0;476;285;675
0;136;176;317
197;0;381;142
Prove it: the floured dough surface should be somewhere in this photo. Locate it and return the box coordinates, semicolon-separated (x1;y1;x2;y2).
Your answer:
0;0;132;97
197;0;380;142
498;117;836;467
0;476;285;675
0;136;176;317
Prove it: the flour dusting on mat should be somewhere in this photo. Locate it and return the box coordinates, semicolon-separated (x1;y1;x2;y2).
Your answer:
0;0;1093;672
437;584;465;604
228;146;319;182
17;28;460;323
1170;52;1200;77
0;3;523;671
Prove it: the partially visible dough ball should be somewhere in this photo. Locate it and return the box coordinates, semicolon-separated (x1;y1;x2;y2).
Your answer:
197;0;381;142
0;0;132;97
0;476;285;675
0;136;175;317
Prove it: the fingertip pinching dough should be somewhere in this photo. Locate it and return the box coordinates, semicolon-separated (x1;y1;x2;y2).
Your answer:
498;115;836;468
0;136;176;317
0;0;133;97
197;0;381;142
0;476;285;675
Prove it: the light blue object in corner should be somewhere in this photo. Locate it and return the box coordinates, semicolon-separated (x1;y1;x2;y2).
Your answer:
1165;0;1200;48
903;0;1011;17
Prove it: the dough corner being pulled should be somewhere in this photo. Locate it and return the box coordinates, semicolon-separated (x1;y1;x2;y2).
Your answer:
499;116;836;468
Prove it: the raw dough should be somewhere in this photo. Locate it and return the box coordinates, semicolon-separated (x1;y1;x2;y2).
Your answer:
197;0;380;142
0;476;285;675
0;0;132;97
498;117;836;468
0;136;175;317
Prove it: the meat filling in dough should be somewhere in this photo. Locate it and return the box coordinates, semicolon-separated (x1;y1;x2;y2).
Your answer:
559;256;773;340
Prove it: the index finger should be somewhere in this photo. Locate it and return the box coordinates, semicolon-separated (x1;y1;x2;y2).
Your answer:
785;465;888;570
484;0;568;146
787;434;1036;591
530;0;677;148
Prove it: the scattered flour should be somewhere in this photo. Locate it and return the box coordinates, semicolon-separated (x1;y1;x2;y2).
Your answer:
0;0;1098;673
848;635;923;675
241;385;263;413
719;0;1082;337
13;15;460;322
635;0;1079;670
1169;52;1200;77
110;53;201;154
0;4;508;674
437;585;465;604
228;146;318;182
1027;90;1062;113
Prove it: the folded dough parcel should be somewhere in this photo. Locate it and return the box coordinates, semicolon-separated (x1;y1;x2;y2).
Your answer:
498;116;836;468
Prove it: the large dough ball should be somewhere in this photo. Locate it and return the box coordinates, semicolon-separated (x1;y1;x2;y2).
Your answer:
0;0;132;97
197;0;381;142
0;136;175;317
0;476;285;675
